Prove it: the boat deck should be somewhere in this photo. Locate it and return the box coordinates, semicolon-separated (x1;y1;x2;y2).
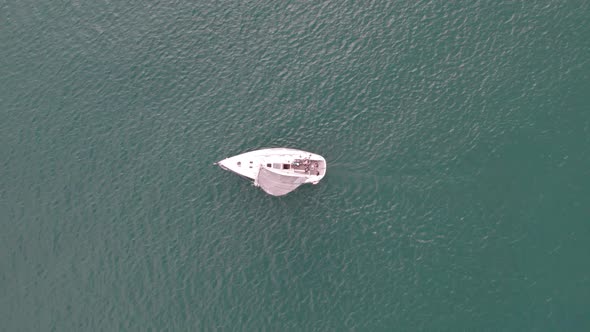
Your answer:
291;159;325;176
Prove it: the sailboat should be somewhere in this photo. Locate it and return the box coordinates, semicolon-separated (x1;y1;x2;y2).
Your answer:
215;148;327;196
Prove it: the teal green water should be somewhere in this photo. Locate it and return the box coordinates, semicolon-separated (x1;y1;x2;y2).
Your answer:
2;1;589;330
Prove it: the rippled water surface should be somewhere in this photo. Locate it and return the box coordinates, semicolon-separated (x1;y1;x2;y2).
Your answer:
2;1;589;330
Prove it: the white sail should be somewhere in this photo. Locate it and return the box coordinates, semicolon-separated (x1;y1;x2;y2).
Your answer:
256;167;307;196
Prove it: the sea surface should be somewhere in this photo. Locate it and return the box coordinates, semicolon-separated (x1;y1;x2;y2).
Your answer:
2;1;589;330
